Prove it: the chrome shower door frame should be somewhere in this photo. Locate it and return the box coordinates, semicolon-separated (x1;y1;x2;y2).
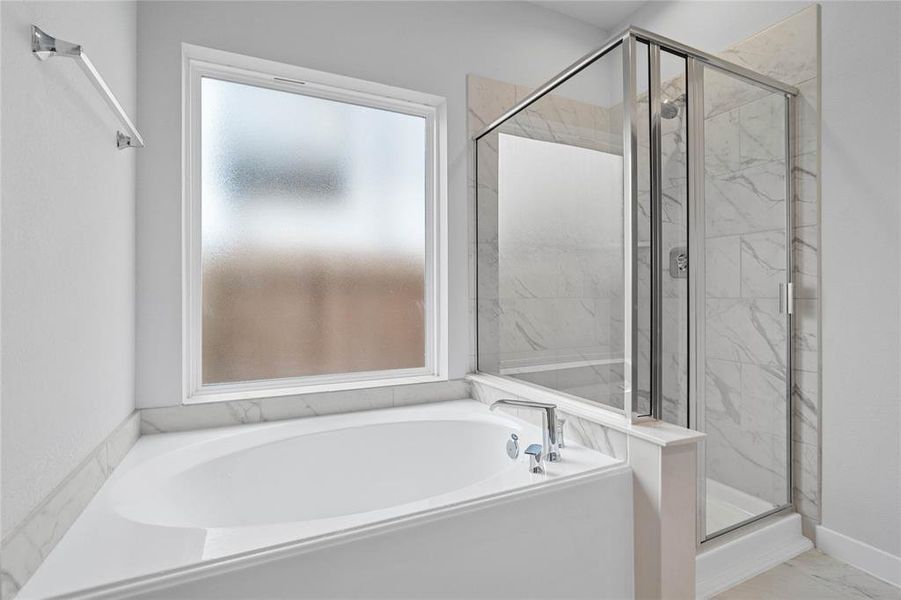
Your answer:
472;31;798;507
622;29;799;542
677;58;797;545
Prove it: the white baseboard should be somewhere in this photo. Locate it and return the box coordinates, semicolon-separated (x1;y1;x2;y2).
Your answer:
816;525;901;588
696;513;812;599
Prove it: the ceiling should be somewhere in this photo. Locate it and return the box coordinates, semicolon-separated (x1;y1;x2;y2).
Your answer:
533;1;649;33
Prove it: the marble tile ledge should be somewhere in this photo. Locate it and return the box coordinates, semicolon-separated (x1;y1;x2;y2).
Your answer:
1;411;141;600
140;379;472;435
466;373;705;448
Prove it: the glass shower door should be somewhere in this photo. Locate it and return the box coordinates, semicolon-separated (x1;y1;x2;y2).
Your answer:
697;65;792;539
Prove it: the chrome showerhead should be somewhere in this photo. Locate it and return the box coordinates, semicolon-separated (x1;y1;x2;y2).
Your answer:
661;94;686;119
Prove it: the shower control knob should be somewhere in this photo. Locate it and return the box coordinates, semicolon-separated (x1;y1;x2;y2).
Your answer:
669;247;688;279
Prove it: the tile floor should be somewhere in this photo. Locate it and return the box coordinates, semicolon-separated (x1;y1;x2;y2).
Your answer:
716;550;901;599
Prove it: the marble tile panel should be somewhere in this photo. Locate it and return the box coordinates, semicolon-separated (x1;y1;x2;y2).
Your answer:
285;387;396;418
793;298;819;373
793;225;819;299
706;235;742;298
793;439;820;521
705;358;743;428
792;399;819;521
704;67;770;120
794;151;818;227
740;94;787;167
706;161;787;237
706;415;787;506
795;77;819;158
660;296;688;351
660;351;689;426
741;362;788;421
637;142;651;195
476;242;499;300
104;412;142;476
393;380;472;407
741;229;787;299
718;5;819;87
555;362;624;389
141;399;262;434
513;370;559;390
477;297;501;361
582;251;625;300
503;297;604;356
661;129;688;188
660;185;688;230
497;244;558;300
1;412;140;600
561;382;621;410
467;74;516;134
563;414;629;459
705;298;787;369
637;191;651;244
791;368;818;447
706;108;742;176
475;137;499;246
142;381;471;435
468;378;510;406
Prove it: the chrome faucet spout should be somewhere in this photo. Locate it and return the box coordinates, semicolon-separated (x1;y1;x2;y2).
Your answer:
489;399;561;462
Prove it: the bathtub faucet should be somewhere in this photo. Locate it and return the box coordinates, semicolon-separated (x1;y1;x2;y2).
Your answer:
489;399;561;462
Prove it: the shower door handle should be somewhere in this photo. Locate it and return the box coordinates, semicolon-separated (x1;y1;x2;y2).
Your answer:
779;283;794;315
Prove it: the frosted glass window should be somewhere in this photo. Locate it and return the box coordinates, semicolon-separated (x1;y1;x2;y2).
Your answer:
200;77;427;384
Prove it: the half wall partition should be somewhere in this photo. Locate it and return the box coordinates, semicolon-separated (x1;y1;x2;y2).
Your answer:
474;28;798;542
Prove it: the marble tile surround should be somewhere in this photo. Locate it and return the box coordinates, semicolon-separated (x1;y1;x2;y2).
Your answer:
0;412;141;600
470;73;628;410
140;380;471;434
469;5;821;538
468;377;629;460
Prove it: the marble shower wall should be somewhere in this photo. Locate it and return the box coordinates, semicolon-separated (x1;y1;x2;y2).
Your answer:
469;70;628;411
703;74;792;511
703;6;820;536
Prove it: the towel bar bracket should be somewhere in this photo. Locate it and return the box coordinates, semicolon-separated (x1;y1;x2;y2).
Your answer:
32;24;81;60
31;25;144;150
116;131;139;149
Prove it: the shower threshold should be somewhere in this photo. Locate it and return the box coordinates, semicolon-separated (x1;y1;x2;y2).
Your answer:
705;478;778;536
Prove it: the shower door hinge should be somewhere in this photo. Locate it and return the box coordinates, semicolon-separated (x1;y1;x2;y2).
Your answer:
780;282;794;315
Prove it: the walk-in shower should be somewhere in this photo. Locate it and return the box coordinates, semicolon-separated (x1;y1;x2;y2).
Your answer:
474;27;797;542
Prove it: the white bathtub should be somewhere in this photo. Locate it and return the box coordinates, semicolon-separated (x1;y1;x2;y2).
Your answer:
21;399;633;599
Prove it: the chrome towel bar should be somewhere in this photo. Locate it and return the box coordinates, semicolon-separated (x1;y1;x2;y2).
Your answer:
31;25;144;149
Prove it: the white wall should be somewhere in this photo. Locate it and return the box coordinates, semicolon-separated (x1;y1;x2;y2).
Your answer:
1;1;137;534
135;1;604;408
820;0;901;559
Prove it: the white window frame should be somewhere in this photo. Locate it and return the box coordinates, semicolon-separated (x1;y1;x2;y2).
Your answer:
182;44;448;404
